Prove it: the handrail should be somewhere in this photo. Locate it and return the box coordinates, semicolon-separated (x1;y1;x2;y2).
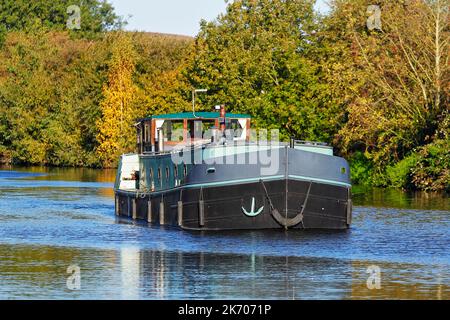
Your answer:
141;141;285;156
293;140;330;147
140;140;332;157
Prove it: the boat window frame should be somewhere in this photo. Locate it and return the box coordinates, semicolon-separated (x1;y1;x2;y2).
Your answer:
144;122;150;143
157;167;162;186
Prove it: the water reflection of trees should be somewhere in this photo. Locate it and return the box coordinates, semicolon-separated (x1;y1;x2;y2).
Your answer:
2;166;116;183
353;186;449;211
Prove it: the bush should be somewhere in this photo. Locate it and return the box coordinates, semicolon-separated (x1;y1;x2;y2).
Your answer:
349;151;374;186
371;139;450;192
0;145;12;164
411;139;450;192
349;141;448;192
385;153;418;189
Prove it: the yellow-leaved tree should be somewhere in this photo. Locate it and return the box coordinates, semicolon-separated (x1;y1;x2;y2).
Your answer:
96;32;138;168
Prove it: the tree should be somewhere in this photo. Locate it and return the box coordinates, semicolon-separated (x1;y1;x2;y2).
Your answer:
0;0;124;37
183;0;335;141
132;32;193;119
319;0;449;189
0;30;192;167
0;31;110;166
96;32;138;168
323;0;448;160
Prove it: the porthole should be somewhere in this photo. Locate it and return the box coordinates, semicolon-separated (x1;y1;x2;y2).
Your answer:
341;167;346;174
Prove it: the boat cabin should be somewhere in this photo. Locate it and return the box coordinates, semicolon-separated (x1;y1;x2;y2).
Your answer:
136;108;251;153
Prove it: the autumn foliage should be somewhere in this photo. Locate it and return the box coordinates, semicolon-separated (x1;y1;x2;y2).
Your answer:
0;0;448;191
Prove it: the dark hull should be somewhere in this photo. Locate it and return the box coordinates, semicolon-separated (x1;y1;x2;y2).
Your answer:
114;178;352;230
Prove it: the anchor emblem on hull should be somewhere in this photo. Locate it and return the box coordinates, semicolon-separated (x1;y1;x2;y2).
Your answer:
242;197;264;217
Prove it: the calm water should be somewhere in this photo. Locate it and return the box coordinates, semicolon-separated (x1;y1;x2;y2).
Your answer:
0;167;448;300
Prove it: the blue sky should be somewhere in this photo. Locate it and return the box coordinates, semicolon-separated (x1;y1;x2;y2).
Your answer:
108;0;330;36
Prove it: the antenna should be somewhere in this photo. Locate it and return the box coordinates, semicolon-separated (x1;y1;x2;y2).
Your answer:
192;89;208;118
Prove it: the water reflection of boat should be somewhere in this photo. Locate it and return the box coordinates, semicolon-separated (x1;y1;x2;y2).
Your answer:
118;248;449;300
123;248;353;300
114;106;352;230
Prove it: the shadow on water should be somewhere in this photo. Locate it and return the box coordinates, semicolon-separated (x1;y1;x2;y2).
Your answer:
0;167;448;299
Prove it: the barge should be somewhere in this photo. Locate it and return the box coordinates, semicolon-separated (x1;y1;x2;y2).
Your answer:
114;106;352;230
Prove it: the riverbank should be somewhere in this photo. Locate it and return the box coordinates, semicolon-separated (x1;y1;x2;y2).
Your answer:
2;151;449;194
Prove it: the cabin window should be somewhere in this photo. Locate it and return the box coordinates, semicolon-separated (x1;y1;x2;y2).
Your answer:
144;123;150;142
183;164;188;177
174;165;178;178
160;120;184;142
157;168;162;185
188;121;203;140
149;168;153;181
165;167;170;181
136;126;141;144
227;119;244;138
185;120;217;140
201;120;216;139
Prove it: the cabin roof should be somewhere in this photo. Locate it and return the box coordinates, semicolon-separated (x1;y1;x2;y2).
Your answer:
142;112;251;121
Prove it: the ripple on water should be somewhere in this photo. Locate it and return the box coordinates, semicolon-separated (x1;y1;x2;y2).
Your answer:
0;168;448;299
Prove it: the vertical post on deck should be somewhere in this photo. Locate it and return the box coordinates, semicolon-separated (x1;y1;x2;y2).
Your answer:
289;137;295;148
177;201;183;227
346;187;352;227
183;119;188;143
132;198;137;220
115;195;119;216
198;200;205;227
198;187;205;227
159;199;165;225
147;199;152;223
245;119;251;142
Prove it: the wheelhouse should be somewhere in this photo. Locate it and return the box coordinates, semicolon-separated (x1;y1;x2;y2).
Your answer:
136;110;251;153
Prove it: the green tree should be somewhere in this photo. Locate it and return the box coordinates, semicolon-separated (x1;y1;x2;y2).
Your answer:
317;0;449;190
184;0;335;141
0;30;192;167
322;0;449;165
0;0;124;37
132;32;193;118
0;31;110;166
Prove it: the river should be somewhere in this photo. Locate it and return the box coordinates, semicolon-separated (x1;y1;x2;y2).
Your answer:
0;167;448;299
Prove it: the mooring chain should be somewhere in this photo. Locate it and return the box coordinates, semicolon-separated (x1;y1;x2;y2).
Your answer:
297;181;313;230
260;179;309;229
260;179;275;212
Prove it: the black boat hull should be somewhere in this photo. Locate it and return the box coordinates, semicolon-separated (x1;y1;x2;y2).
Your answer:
115;177;351;230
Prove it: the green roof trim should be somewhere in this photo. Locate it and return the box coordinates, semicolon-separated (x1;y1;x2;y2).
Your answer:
145;112;251;120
